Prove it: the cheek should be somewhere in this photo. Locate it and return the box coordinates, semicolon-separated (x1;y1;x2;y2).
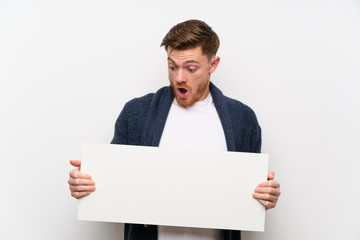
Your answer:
194;75;207;87
168;71;175;81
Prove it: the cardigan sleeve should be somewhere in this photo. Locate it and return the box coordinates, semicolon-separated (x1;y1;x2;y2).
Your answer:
243;105;262;153
110;102;130;145
252;122;262;153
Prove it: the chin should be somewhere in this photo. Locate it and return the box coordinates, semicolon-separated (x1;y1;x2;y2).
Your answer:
175;97;196;108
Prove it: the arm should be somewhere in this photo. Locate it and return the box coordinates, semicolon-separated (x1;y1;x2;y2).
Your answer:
246;109;280;209
68;160;96;199
68;101;131;199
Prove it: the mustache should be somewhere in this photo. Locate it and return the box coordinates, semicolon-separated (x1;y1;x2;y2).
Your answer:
172;83;191;90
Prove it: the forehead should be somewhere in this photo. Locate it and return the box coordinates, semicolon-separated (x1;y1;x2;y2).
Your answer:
167;46;208;63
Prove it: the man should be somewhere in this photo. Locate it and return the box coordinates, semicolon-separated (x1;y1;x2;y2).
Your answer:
68;19;280;240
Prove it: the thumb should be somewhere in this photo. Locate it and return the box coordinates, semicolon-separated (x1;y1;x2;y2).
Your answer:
267;170;275;180
70;160;81;168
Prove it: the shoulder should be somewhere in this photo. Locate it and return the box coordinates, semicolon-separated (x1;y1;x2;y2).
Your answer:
221;95;262;153
210;82;258;123
123;93;155;114
123;86;170;114
111;86;172;145
210;82;261;152
224;95;258;123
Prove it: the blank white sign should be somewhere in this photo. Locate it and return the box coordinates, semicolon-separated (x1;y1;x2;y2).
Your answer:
78;143;268;231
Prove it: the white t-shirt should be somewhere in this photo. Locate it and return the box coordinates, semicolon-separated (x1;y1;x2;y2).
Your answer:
159;93;227;151
158;93;227;240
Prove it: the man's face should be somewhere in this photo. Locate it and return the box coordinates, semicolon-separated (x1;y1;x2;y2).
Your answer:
167;46;220;107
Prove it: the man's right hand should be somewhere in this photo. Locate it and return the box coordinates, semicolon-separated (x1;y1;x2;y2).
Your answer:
68;160;96;199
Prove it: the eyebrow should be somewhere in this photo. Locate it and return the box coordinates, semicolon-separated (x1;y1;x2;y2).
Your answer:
167;57;200;65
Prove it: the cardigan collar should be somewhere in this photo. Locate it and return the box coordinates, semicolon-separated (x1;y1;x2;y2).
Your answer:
141;82;236;151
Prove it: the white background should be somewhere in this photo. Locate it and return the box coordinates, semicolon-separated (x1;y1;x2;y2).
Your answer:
0;0;359;239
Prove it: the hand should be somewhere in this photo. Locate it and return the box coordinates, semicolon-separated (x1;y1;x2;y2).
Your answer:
252;170;281;210
68;160;96;199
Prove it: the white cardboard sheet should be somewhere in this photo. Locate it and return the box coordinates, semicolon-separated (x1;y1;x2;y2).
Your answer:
78;143;268;231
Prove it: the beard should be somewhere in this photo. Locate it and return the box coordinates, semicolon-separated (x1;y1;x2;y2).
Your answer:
170;80;210;108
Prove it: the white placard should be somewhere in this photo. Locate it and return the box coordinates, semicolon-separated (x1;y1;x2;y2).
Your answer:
78;143;268;231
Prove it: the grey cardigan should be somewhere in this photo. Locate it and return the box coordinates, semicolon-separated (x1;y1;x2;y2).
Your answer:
111;82;262;240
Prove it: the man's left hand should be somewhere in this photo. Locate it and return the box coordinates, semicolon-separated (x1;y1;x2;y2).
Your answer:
252;170;281;210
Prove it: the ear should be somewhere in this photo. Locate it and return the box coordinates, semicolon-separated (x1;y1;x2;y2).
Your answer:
209;56;220;74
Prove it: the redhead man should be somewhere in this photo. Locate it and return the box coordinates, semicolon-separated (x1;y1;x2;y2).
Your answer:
68;19;280;240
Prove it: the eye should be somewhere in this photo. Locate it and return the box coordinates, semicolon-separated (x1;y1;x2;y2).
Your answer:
168;65;177;71
187;67;197;73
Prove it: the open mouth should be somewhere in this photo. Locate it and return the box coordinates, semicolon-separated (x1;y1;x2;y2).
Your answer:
177;87;188;98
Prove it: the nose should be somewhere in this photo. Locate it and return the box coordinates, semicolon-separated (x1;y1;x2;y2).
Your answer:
175;68;186;84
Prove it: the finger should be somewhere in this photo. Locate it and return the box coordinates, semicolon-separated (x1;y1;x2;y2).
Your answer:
253;193;279;210
252;192;278;202
69;184;96;193
71;191;93;199
257;180;280;188
267;170;275;180
70;160;81;168
68;177;95;186
254;186;281;196
257;199;276;210
69;169;92;179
